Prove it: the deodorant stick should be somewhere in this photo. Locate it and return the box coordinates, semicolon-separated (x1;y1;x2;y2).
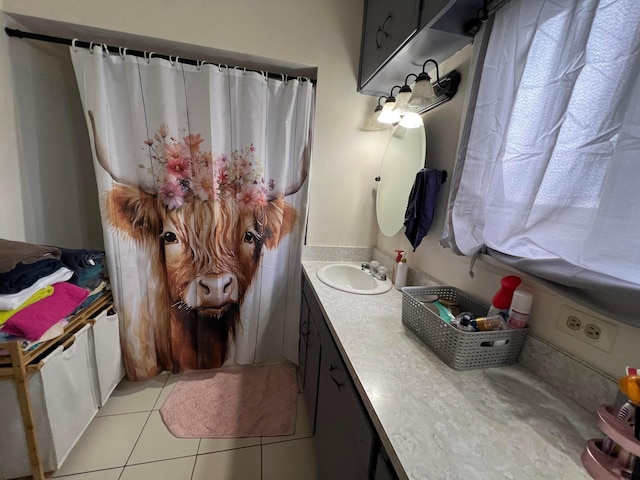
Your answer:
506;290;533;329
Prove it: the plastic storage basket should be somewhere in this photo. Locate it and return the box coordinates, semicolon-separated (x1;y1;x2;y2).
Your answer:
401;286;528;370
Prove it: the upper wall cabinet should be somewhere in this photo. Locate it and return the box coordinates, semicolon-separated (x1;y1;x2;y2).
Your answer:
358;0;484;96
359;0;422;87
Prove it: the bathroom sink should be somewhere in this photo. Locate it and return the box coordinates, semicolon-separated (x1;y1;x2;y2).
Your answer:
316;263;392;295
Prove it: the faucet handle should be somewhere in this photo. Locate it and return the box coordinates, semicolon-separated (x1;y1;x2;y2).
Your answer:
378;265;388;276
370;260;380;272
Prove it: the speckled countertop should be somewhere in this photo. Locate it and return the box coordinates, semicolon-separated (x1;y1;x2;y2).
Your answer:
302;261;598;480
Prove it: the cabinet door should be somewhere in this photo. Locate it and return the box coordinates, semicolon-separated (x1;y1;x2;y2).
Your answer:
315;341;370;480
374;446;399;480
359;0;421;89
303;296;322;434
298;294;310;389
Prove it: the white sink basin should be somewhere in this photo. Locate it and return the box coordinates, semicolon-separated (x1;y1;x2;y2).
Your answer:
316;263;392;295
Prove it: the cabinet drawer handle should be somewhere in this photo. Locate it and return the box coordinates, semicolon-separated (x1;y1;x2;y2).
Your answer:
375;13;393;49
328;365;343;391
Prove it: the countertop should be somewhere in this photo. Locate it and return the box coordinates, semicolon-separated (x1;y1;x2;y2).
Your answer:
302;261;598;480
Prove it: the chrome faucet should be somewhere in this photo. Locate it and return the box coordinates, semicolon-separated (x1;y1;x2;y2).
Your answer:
361;260;387;281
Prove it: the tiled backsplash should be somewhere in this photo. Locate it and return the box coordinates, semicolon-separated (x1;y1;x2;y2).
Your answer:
301;245;617;414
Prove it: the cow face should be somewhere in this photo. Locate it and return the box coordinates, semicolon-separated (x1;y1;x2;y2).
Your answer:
89;110;307;375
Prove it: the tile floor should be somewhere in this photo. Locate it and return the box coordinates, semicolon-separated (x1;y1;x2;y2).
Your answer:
52;372;318;480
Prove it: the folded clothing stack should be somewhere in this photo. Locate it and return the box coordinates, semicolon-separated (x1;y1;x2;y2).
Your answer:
0;238;106;347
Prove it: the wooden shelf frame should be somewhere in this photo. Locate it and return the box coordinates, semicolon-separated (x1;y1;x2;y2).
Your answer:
0;292;113;480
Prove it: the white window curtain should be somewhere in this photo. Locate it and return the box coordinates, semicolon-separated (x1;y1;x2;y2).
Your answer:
442;0;640;326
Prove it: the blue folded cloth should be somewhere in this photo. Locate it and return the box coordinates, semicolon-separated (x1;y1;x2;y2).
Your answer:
404;168;446;251
58;247;105;270
0;258;63;294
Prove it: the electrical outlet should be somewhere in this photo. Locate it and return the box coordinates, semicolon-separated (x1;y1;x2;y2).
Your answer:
555;305;618;353
566;315;582;331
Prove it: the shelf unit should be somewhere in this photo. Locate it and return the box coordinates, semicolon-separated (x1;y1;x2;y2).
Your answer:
0;292;113;480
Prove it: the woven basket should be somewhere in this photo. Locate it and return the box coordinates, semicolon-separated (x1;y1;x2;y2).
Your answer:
401;286;528;370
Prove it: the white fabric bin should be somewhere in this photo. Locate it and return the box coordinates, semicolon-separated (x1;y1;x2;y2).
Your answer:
0;323;99;479
89;304;124;406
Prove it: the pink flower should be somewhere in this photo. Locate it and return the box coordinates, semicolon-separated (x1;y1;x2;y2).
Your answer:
218;168;229;186
236;183;265;208
192;175;218;202
144;139;154;146
160;181;185;210
184;134;204;156
249;144;256;152
166;157;191;178
165;142;187;160
158;124;169;138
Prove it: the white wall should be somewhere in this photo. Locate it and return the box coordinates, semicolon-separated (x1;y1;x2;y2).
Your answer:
376;45;640;379
0;0;386;248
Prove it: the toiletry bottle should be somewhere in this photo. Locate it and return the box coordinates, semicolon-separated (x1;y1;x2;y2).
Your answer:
392;250;404;284
506;290;533;329
394;252;408;290
488;275;522;319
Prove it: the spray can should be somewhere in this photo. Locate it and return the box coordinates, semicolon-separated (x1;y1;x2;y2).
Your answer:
506;290;533;329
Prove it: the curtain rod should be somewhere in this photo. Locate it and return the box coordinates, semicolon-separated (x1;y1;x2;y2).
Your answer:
4;28;316;84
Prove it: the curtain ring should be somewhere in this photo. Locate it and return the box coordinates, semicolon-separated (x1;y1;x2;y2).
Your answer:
102;44;109;57
119;47;127;60
197;60;209;71
280;73;285;82
243;67;247;76
144;51;154;63
218;63;227;73
173;56;180;66
71;38;79;53
89;41;95;54
169;55;176;67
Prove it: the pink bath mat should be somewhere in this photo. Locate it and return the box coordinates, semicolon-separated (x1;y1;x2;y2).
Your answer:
159;365;298;438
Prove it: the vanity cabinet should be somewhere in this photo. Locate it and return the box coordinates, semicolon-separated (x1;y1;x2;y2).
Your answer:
299;274;399;480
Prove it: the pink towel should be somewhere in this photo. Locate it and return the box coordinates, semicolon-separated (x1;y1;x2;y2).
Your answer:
1;282;89;341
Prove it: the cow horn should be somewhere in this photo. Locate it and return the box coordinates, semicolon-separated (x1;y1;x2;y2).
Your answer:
88;110;156;194
283;139;312;197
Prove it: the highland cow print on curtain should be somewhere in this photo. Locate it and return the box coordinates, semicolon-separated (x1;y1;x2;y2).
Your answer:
71;46;314;380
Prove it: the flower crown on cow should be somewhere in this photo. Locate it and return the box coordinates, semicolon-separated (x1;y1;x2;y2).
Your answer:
141;125;275;210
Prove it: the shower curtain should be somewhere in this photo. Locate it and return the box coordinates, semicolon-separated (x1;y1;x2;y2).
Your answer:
71;46;314;381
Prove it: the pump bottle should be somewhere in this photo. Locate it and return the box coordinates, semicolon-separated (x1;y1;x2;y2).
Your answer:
394;252;408;290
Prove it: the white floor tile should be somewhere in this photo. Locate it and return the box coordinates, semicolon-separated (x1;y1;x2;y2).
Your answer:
53;412;149;477
120;456;196;480
262;437;318;480
54;468;123;480
127;410;200;465
97;373;168;416
198;436;261;455
262;393;312;444
153;373;183;410
192;446;261;480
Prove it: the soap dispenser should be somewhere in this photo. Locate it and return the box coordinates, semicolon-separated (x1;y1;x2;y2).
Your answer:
394;252;408;290
392;250;404;284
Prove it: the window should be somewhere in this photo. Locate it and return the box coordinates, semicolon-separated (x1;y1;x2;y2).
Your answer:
442;0;640;326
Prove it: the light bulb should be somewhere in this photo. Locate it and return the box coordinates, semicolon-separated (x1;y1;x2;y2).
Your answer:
399;112;423;129
377;99;401;124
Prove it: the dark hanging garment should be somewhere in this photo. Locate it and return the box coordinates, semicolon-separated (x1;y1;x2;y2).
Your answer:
404;168;445;251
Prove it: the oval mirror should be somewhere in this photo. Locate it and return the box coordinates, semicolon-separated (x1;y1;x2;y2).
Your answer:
376;124;426;236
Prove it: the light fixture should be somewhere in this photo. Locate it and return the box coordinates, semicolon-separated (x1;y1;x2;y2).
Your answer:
377;86;401;124
394;74;418;116
366;96;390;131
407;59;440;110
399;112;424;129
